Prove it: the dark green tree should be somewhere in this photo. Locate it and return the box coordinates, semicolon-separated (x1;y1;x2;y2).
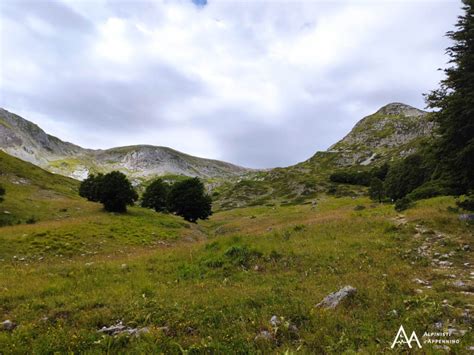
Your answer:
0;184;5;203
168;177;212;222
369;177;385;202
425;0;474;193
79;173;104;202
384;154;429;200
141;178;170;212
98;171;137;212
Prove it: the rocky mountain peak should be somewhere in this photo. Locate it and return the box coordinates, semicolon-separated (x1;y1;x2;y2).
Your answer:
327;103;434;166
376;102;426;117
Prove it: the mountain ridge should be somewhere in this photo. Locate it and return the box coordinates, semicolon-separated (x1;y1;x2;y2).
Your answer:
0;108;251;181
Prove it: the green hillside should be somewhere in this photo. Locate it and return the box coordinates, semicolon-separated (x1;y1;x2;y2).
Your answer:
0;150;472;353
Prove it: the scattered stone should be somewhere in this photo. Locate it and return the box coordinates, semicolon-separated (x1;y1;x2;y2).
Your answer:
3;211;10;215
434;321;443;329
388;309;398;317
438;261;453;267
270;315;280;327
253;265;263;272
85;262;94;267
98;321;149;337
459;214;474;222
2;320;16;331
439;254;449;260
121;264;128;269
413;278;430;286
452;280;467;289
254;330;274;342
266;227;273;232
462;245;471;251
316;285;357;309
434;345;450;351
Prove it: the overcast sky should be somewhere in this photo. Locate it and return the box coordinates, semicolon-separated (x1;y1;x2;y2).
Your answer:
0;0;462;168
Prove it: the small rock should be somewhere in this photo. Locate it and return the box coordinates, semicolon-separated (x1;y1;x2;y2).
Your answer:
459;214;474;222
462;245;471;251
254;330;274;342
85;262;94;267
2;320;16;331
413;278;430;286
453;280;467;289
316;285;357;309
3;211;10;215
121;264;128;269
438;261;453;267
439;254;449;260
270;315;280;327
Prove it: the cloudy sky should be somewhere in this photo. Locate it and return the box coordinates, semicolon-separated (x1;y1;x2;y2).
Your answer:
0;0;462;168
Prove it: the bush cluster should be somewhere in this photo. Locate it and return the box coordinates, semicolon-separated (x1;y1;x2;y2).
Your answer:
80;173;212;222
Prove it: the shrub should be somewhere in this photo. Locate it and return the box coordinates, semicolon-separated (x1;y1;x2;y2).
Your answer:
406;180;451;201
0;184;5;203
368;177;385;202
329;170;372;186
98;171;138;212
457;194;474;211
394;197;414;212
79;173;104;202
168;177;212;222
141;178;170;212
384;154;430;200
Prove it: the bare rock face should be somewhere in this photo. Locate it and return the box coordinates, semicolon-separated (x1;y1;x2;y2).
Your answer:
0;108;251;180
327;103;435;167
316;285;357;309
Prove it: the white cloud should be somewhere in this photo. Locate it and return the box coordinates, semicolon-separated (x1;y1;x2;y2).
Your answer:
0;0;462;167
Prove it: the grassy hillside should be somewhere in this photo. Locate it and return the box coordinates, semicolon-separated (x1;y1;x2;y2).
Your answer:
1;193;472;353
0;151;89;226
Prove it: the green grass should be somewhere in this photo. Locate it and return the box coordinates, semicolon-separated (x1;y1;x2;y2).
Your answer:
0;151;472;353
0;193;472;353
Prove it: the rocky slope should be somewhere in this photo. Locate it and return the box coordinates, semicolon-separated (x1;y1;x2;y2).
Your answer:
0;108;250;181
214;102;436;209
326;102;435;166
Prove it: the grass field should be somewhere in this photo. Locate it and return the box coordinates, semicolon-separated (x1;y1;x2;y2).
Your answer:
0;190;472;353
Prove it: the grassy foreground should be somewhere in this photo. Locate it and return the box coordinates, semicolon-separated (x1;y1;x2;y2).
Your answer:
0;195;472;353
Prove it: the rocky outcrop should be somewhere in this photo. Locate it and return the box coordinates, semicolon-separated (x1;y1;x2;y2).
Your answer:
315;285;357;309
327;103;435;166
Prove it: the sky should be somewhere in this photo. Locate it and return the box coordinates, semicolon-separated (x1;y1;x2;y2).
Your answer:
0;0;462;168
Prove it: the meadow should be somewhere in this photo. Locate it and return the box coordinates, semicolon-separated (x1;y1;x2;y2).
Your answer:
0;190;472;353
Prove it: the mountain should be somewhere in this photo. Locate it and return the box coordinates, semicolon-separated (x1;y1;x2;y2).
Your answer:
214;102;436;209
0;108;250;181
326;102;435;166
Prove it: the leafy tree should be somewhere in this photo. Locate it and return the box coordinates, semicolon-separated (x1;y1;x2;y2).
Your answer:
425;0;474;193
0;185;5;203
168;177;212;222
383;154;430;201
141;178;170;212
98;171;137;212
79;173;104;202
368;177;385;202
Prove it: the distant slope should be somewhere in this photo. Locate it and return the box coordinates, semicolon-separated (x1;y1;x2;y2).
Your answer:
214;103;436;209
0;108;251;181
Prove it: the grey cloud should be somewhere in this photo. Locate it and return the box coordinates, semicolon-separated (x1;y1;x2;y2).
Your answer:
0;0;463;168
